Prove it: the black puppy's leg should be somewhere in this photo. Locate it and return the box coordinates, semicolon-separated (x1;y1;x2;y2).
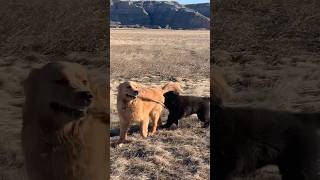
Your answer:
279;135;319;180
162;113;180;129
197;109;210;128
278;145;318;180
162;113;175;128
212;152;235;180
279;157;305;180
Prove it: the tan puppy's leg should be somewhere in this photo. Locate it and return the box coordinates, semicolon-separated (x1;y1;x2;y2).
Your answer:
140;118;149;138
150;111;161;136
118;117;130;144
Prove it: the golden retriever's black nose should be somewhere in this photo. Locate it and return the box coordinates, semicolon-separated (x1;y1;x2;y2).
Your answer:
78;91;93;104
133;91;139;96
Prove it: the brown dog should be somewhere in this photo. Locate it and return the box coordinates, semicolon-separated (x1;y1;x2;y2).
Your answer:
22;62;109;180
116;81;182;144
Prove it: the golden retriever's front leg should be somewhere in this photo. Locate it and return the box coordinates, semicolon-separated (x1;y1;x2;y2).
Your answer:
118;119;130;144
140;118;149;138
150;111;161;136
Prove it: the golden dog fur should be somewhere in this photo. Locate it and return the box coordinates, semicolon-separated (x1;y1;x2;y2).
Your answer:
22;62;109;180
116;81;182;144
211;68;232;106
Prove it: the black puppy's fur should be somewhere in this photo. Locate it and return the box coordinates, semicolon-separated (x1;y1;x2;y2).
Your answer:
162;91;210;128
212;104;320;180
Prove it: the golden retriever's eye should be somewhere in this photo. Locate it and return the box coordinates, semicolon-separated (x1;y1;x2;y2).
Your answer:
55;78;69;86
126;85;131;89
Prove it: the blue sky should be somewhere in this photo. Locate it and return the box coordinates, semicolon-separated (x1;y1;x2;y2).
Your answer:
176;0;209;4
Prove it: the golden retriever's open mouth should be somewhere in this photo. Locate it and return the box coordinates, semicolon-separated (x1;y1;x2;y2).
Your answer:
50;102;87;118
125;89;139;99
126;94;138;98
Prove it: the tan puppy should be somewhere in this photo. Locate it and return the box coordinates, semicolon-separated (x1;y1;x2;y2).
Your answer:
22;62;109;180
116;81;182;144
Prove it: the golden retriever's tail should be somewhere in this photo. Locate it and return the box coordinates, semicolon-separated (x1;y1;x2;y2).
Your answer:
162;82;183;94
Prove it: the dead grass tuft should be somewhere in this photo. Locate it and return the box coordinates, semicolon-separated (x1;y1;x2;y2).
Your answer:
110;118;210;180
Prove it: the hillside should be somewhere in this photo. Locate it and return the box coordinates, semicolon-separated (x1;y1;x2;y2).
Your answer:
110;0;209;29
185;3;210;18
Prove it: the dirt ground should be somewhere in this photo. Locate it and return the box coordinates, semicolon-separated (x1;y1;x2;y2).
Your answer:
213;0;320;179
110;29;210;179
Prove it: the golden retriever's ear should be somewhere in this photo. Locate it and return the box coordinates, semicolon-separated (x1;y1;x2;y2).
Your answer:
129;81;144;89
128;81;136;88
24;68;41;96
162;82;183;94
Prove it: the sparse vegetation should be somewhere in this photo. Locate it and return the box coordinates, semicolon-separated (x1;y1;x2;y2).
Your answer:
111;29;209;79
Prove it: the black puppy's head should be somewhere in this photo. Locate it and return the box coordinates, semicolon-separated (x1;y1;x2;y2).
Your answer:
164;91;179;108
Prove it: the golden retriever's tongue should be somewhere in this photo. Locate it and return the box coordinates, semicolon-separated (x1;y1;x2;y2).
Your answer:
126;94;137;98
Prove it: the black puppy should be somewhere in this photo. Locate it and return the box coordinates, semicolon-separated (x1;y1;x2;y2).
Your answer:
212;105;320;180
162;91;210;128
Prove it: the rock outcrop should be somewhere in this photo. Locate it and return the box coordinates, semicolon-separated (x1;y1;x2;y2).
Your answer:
110;0;209;29
185;3;210;18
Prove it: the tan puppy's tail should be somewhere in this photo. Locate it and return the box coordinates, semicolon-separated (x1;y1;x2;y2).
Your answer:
162;82;183;94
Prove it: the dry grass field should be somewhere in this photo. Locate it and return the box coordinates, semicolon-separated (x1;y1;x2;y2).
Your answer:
110;29;210;179
213;0;320;179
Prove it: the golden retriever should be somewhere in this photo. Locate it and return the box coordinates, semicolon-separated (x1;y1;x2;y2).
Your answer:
22;62;109;180
116;81;182;145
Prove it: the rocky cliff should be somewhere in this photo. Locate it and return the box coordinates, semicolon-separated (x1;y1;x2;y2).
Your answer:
110;0;209;29
185;3;210;18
